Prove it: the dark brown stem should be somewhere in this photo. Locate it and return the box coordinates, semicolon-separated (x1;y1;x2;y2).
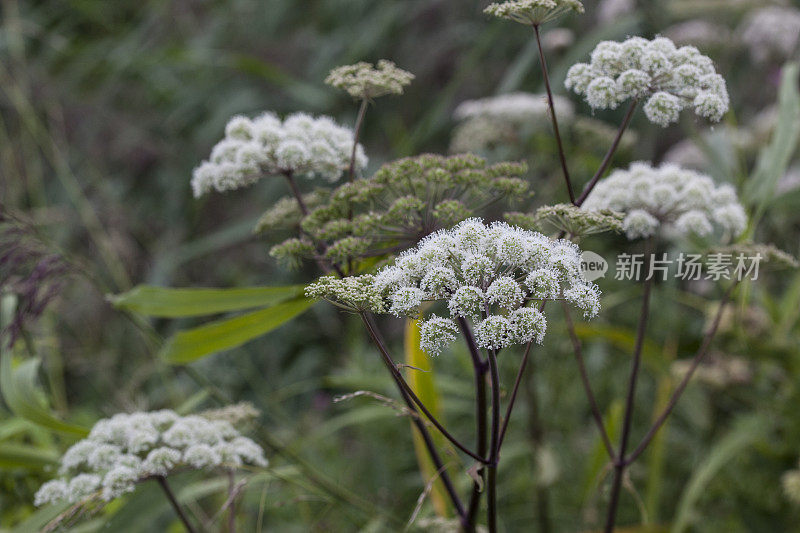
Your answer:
282;171;347;277
227;470;236;533
360;313;469;525
496;340;533;451
604;247;653;533
523;359;551;533
576;99;638;207
625;282;739;465
486;347;502;533
458;318;488;530
360;314;488;464
156;476;198;533
282;171;308;216
497;301;545;451
533;24;574;204
348;99;369;183
561;299;616;459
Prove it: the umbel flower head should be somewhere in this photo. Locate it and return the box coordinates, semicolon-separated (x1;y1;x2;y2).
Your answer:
260;154;529;270
565;37;729;127
325;60;415;100
191;112;367;197
505;203;624;237
307;219;601;355
582;162;747;240
485;0;584;26
34;410;266;506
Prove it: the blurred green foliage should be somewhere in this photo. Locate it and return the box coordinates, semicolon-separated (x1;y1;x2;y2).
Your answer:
2;0;800;531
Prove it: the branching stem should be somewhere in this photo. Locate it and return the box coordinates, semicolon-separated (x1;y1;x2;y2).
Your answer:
625;281;739;465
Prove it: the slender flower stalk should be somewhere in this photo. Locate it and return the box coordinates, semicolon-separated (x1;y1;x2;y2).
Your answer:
496;340;534;450
359;313;487;463
359;312;469;526
533;23;574;203
604;246;653;533
156;476;198;533
575;99;638;207
486;346;502;533
282;171;309;216
561;299;616;459
348;98;369;183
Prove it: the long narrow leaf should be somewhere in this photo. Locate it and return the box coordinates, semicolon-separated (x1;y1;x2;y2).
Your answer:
109;284;304;317
160;297;315;364
0;353;89;437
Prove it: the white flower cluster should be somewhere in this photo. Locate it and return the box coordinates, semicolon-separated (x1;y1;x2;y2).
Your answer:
565;37;729;127
191;112;367;197
325;60;414;99
34;410;267;506
485;0;584;25
582;162;747;240
740;7;800;63
371;219;600;355
454;92;575;125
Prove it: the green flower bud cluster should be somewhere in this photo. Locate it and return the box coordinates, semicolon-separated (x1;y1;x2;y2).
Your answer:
325;60;415;100
505;203;623;237
262;153;530;270
484;0;584;26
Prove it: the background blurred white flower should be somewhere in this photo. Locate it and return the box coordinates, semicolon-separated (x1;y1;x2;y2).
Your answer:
740;6;800;63
583;162;747;240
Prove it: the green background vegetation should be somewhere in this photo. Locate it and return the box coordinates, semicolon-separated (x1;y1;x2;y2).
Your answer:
2;0;800;531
